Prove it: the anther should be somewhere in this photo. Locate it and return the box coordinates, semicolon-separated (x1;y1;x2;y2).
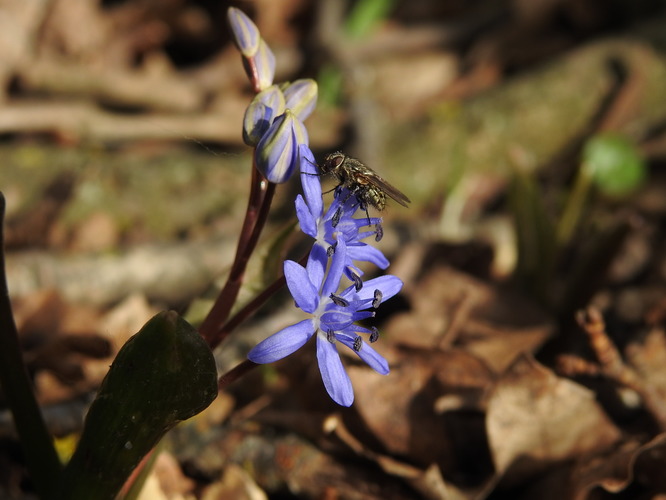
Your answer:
372;289;383;308
326;329;336;343
350;271;363;292
374;223;383;242
329;293;349;307
369;327;379;343
353;336;362;352
332;207;342;227
327;242;337;256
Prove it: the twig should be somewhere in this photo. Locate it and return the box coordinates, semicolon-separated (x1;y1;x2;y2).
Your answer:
558;306;666;430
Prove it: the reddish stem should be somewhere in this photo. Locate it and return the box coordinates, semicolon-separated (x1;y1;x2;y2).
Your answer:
209;252;309;347
218;359;259;391
199;161;276;348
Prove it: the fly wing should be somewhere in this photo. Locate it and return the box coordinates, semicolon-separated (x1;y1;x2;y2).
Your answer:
368;173;411;207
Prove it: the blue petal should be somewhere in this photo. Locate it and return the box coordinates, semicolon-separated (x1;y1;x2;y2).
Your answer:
356;275;403;302
319;310;354;331
320;309;374;331
299;145;322;217
321;236;346;297
306;243;327;290
316;334;354;406
284;260;318;313
248;319;314;363
338;332;389;375
347;245;389;269
295;195;317;238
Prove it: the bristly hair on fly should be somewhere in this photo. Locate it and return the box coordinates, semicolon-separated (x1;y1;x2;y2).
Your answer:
319;151;411;212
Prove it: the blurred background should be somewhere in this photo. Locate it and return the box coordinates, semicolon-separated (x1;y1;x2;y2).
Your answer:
2;0;666;498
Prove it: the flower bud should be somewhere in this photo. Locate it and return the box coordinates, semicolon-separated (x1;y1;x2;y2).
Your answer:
292;115;309;146
242;85;286;146
249;39;276;90
255;110;299;183
282;79;318;121
227;7;260;57
243;101;269;147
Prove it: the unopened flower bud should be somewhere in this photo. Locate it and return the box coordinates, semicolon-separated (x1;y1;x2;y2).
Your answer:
227;7;260;57
282;79;318;122
242;85;286;146
255;110;298;183
244;38;275;91
292;115;309;146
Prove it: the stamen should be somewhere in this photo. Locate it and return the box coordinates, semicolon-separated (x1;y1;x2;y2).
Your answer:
329;293;349;307
327;241;337;256
326;329;336;343
350;271;363;292
353;336;362;352
372;289;383;308
374;223;383;242
332;207;342;227
369;327;379;343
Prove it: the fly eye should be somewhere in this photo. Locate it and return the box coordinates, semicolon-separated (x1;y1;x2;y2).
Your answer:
332;156;344;168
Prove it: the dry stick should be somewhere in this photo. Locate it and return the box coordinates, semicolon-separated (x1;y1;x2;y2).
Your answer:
199;161;276;349
576;307;666;430
0;193;62;499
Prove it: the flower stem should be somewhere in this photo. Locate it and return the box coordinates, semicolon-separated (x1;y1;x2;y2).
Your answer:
0;193;62;499
210;252;310;346
199;159;276;349
218;359;259;391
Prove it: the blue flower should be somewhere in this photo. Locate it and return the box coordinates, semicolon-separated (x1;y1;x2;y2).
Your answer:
296;146;389;287
247;237;403;406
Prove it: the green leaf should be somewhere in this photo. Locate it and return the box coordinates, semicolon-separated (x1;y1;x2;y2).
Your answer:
58;311;217;500
582;133;646;197
345;0;397;39
508;170;556;305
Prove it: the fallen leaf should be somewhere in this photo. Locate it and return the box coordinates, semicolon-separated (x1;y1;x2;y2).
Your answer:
486;355;622;485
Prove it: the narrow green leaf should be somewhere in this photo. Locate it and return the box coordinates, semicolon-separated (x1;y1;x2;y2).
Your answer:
508;170;556;305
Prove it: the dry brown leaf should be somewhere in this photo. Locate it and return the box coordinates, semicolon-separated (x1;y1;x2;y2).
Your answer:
201;464;267;500
385;266;553;372
567;436;666;499
350;345;495;485
486;355;622;485
11;289;111;403
626;328;666;406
